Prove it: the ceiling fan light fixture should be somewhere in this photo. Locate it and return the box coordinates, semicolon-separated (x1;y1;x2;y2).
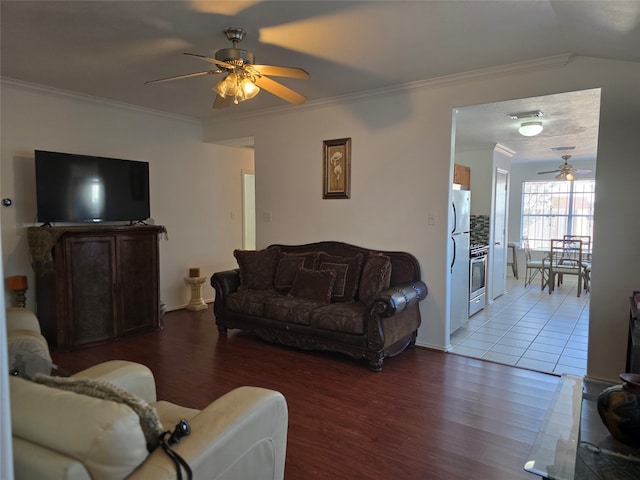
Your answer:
565;172;574;181
240;76;260;98
147;26;308;109
215;71;260;104
519;121;544;137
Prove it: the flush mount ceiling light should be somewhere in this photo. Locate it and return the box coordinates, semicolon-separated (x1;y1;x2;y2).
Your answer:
519;121;544;137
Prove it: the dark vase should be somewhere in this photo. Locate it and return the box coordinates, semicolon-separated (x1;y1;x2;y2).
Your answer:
597;373;640;448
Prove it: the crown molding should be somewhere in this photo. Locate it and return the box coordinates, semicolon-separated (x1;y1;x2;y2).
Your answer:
204;53;574;127
0;76;200;125
3;53;574;129
456;143;497;153
495;143;517;157
455;143;516;157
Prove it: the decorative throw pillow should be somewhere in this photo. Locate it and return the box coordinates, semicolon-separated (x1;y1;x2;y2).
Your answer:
357;253;392;305
289;268;336;304
234;246;281;290
33;374;164;451
317;252;364;302
274;251;318;293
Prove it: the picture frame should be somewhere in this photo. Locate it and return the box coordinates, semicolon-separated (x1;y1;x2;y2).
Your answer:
323;137;351;199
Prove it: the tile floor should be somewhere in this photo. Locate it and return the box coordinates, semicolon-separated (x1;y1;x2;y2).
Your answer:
449;275;589;377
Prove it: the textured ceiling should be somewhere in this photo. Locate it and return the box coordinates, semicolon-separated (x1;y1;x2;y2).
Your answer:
2;1;639;161
455;88;602;163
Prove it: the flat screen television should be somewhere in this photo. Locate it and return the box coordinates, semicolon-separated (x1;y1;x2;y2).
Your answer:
35;150;150;224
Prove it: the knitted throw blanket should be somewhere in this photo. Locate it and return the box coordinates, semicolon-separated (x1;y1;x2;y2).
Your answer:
33;374;164;451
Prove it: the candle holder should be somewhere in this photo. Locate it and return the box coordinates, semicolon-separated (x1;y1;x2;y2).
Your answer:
8;275;28;308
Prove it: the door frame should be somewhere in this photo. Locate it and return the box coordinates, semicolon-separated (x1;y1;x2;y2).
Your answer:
241;169;255;250
489;167;509;301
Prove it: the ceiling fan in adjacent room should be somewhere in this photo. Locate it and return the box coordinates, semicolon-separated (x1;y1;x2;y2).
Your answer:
145;27;310;108
537;155;592;181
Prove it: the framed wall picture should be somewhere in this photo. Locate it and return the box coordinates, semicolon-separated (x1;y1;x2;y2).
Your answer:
323;137;351;199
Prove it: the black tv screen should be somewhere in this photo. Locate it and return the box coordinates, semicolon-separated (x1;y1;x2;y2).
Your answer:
35;150;150;224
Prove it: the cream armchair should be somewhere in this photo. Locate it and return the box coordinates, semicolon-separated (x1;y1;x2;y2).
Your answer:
7;309;288;480
6;307;52;362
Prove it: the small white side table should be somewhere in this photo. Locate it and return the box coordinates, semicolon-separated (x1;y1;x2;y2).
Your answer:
184;276;207;311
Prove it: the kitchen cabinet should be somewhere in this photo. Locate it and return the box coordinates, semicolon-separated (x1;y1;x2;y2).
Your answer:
30;225;164;349
453;163;471;190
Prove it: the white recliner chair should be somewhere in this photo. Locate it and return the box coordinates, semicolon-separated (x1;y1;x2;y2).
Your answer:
6;307;52;362
7;309;289;480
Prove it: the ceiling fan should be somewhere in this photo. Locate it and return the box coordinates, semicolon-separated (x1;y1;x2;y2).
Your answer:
145;27;310;108
537;155;592;181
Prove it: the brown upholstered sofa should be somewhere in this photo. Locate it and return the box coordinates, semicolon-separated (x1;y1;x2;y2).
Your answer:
211;241;428;371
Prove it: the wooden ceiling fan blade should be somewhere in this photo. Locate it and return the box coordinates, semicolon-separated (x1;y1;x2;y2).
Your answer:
253;76;306;105
537;169;561;175
251;65;310;79
575;169;592;174
184;52;235;70
144;70;215;85
213;94;232;109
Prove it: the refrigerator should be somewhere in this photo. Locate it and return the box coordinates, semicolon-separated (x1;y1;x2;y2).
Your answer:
450;189;470;334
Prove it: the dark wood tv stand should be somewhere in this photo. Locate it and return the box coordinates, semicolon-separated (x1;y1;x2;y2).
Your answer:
28;225;165;350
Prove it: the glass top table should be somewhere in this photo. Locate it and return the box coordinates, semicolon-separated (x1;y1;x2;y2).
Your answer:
525;374;640;480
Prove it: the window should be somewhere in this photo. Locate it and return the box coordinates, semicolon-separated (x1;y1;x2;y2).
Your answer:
521;180;595;250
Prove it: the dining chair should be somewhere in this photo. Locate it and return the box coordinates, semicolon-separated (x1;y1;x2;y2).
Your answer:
563;234;592;293
544;238;585;297
507;242;518;279
562;235;591;260
523;237;549;290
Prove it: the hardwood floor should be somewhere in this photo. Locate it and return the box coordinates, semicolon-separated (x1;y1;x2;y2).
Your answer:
51;306;560;479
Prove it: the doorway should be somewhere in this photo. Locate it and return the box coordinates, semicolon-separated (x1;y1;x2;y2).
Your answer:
447;89;600;376
242;170;256;249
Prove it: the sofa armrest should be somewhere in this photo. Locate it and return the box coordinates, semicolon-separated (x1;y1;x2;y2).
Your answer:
211;269;241;296
71;360;157;403
6;307;42;334
12;436;91;480
8;329;52;363
129;386;288;480
370;280;428;317
211;269;241;323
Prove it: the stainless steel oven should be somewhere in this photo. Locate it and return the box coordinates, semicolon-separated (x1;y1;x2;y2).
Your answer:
469;245;488;317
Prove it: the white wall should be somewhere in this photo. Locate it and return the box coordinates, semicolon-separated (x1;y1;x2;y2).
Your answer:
203;56;640;382
0;81;254;311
